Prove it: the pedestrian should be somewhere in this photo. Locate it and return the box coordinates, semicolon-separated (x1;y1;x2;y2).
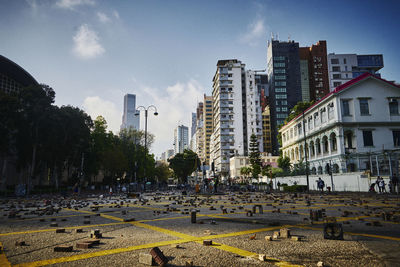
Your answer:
376;177;382;193
392;174;399;194
277;181;281;191
379;178;386;193
317;177;325;192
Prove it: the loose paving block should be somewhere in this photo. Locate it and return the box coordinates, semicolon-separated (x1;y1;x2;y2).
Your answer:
324;223;344;240
54;245;73;252
83;220;91;224
56;228;65;233
170;244;181;248
76;242;93;249
185;260;193;266
203;240;212;246
317;261;324;267
15;241;26;246
204;230;211;235
191;211;196;223
76;229;83;233
259;254;267;261
139;253;154;266
291;236;301;241
265;235;272;241
50;222;58;227
150;247;168;266
280;228;291;238
124;218;135;222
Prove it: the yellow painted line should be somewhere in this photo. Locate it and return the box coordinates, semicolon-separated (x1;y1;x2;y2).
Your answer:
137;216;190;223
0;241;11;267
0;222;126;237
14;238;190;267
62;208;96;215
100;214;124;222
202;226;283;240
294;225;400;241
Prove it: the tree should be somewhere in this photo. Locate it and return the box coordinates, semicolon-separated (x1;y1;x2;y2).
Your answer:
168;149;199;184
249;134;261;180
284;101;314;124
154;162;173;183
277;156;291;173
240;166;252;183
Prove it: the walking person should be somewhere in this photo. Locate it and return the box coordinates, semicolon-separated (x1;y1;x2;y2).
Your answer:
392;174;399;194
376;177;382;193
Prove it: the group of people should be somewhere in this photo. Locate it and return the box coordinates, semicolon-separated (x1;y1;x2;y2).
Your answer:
369;175;399;193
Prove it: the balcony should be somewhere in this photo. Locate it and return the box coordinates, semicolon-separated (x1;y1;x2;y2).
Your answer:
345;148;356;154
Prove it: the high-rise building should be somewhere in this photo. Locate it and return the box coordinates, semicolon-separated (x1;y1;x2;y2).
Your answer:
299;40;330;101
202;95;213;165
328;53;383;90
121;94;139;131
262;106;273;154
210;60;264;178
174;125;189;154
191;112;197;140
267;39;302;154
0;55;38;94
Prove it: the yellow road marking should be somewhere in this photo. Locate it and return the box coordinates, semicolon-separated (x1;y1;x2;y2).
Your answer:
294;225;400;241
0;241;11;267
0;222;126;237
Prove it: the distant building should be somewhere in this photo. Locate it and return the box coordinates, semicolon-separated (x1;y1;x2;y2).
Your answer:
0;55;38;94
161;149;175;162
262;106;273;154
229;154;279;181
299;40;330;101
328;53;383;91
121;94;140;131
174;125;189;154
280;73;400;175
267;39;302;154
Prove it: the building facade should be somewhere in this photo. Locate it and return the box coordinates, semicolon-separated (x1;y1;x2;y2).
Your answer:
280;73;400;176
299;40;330;101
229;154;279;181
174;125;189;154
121;94;140;131
262;106;273;153
328;53;383;91
267;40;302;154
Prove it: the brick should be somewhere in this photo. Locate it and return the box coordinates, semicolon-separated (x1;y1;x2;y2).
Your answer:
317;261;324;267
124;218;135;222
56;228;65;233
185;260;193;266
139;253;154;266
54;245;73;252
204;230;211;235
150;247;168;266
76;229;83;233
203;240;212;246
83;220;90;224
15;241;26;246
291;236;301;241
170;244;181;248
76;242;92;249
265;235;272;241
258;254;267;261
280;228;291;238
50;223;58;227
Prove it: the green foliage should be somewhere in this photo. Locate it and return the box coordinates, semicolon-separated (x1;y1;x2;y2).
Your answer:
277;156;291;172
282;184;308;192
249;134;261;179
154;162;173;182
168;149;199;183
284;101;314;124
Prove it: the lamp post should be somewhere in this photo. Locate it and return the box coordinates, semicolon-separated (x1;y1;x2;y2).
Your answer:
135;105;158;190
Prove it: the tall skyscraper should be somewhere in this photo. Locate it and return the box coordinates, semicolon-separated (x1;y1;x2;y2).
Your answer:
262;105;273;154
121;94;140;131
299;40;330;101
174;125;189;154
267;39;302;154
328;53;383;90
210;60;264;178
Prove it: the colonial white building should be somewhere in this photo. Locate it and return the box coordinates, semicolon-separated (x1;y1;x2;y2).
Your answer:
280;73;400;176
229;153;279;181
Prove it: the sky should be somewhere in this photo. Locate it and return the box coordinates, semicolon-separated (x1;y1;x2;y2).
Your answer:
1;0;400;158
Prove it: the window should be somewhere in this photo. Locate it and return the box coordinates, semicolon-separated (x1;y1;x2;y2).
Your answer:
333;74;341;79
389;99;399;115
277;113;287;118
274;63;285;68
274;69;286;74
275;88;286;93
276;94;287;99
275;81;286;86
275;75;286;80
274;56;285;61
393;130;400;146
332;66;340;72
331;58;339;64
343;58;347;64
333;82;341;87
359;99;370;115
363;130;373;146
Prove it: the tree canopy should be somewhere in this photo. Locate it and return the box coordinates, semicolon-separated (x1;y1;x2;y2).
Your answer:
168;149;199;184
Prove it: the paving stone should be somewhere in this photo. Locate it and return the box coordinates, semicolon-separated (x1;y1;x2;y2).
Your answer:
76;242;93;249
50;222;58;227
259;254;267;261
15;241;26;246
150;247;168;266
280;228;291;238
291;236;301;241
83;220;91;224
76;228;83;233
203;240;212;246
55;228;65;233
139;253;154;265
265;235;272;241
123;218;135;222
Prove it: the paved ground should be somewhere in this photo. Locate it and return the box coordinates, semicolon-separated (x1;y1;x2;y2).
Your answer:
0;191;399;267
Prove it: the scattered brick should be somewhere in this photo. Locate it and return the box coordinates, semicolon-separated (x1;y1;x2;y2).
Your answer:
15;241;26;246
76;242;93;249
83;220;90;224
50;223;58;227
258;254;267;261
56;228;65;233
76;229;83;233
280;228;291;238
185;260;193;266
150;247;168;266
291;236;301;241
203;240;212;246
124;218;135;222
139;253;154;266
265;235;272;241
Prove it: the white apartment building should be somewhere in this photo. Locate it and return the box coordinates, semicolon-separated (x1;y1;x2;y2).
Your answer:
174;125;189;154
229;154;279;180
210;60;264;179
328;53;383;91
280;73;400;176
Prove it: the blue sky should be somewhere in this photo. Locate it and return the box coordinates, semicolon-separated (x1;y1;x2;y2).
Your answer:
1;0;399;157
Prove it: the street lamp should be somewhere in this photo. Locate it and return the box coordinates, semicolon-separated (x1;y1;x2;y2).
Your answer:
135;105;158;189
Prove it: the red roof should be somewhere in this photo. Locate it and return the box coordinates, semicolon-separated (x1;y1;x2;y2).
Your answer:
281;73;400;130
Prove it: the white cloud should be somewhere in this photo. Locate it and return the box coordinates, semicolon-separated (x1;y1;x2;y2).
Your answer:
56;0;95;10
72;24;105;59
113;10;120;20
83;96;122;132
97;12;110;23
239;18;266;46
